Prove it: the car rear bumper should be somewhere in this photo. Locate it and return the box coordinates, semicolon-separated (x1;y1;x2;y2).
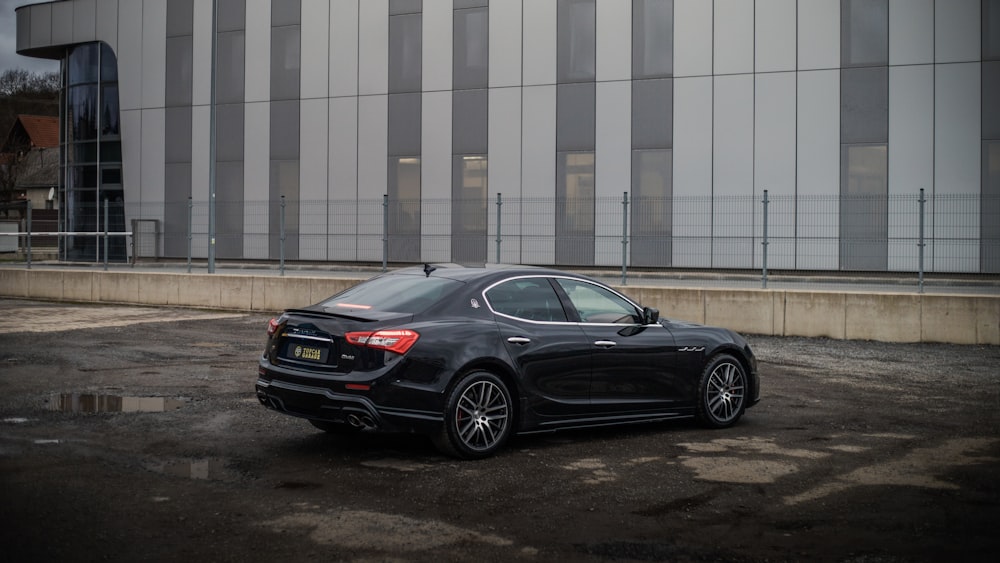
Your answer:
255;376;444;435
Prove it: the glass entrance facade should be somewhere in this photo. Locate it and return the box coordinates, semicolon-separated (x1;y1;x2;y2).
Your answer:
62;42;124;261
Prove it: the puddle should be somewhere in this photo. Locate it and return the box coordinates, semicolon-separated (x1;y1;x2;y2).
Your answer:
3;417;30;424
145;458;231;481
48;393;184;413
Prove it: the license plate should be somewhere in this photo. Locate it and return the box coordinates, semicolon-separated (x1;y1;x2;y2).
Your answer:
286;343;328;363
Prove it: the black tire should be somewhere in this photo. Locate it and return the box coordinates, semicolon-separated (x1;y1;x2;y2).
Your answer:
695;354;748;428
432;371;513;460
309;419;362;435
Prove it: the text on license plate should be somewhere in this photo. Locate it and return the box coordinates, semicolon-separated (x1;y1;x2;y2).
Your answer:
292;345;323;361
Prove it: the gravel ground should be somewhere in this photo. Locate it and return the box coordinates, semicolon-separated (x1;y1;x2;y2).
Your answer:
1;298;998;562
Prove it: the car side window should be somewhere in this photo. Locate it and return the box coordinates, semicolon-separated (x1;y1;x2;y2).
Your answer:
486;279;568;322
554;278;641;324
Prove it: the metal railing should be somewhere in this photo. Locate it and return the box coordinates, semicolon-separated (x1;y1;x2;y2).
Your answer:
3;192;998;292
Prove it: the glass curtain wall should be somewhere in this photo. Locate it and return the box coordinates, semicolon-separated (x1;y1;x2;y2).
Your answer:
556;0;596;265
388;0;422;262
631;0;673;267
62;42;123;261
452;1;489;264
839;0;889;271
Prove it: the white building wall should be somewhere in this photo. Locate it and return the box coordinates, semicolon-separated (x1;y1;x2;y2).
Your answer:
489;0;522;88
754;71;797;269
674;0;713;77
72;0;97;43
596;0;631;82
141;0;166;109
358;0;388;96
798;0;839;71
888;65;934;271
522;0;557;86
330;0;360;98
673;76;713;268
889;0;934;66
796;69;840;270
299;98;330;261
713;74;754;269
521;85;557;265
422;0;453;93
245;0;271;103
244;103;270;259
357;95;388;261
934;63;981;272
96;0;117;52
116;0;142;111
329;97;360;261
714;0;754;76
301;0;330;100
755;0;796;73
935;0;981;64
488;88;522;264
595;81;631;266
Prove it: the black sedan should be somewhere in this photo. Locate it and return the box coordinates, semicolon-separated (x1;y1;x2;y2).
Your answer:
256;264;759;459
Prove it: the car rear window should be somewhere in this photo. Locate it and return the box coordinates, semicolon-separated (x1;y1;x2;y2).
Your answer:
320;274;462;314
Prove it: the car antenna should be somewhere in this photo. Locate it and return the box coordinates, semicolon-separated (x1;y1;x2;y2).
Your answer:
423;263;437;277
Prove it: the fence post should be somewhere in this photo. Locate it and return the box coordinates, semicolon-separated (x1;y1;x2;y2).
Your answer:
918;188;926;294
382;194;389;272
621;191;629;286
25;200;32;270
187;197;193;273
762;190;769;289
103;198;110;271
495;192;503;264
280;196;286;277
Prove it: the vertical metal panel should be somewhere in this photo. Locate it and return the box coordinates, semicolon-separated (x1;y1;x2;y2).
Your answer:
165;107;193;164
521;85;557;264
328;97;359;260
217;0;246;31
522;0;557;86
165;36;193;107
489;0;521;88
935;63;981;195
301;0;330;99
674;0;712;77
28;3;51;49
713;74;754;268
453;89;488;154
217;103;246;161
269;101;300;161
73;0;98;43
672;76;712;267
632;0;672;79
16;7;30;52
96;0;118;52
120;109;142;206
357;94;389;196
631;78;672;149
714;0;754;75
889;65;934;195
422;90;453;261
596;0;630;82
797;69;841;269
754;72;796;198
983;141;1000;272
244;0;270;103
116;0;142;111
840;144;888;271
243;102;271;203
755;0;796;73
454;7;489;90
423;0;452;92
841;66;888;144
270;25;301;100
167;0;194;36
299;98;329;260
595;81;630;266
488;87;522;262
330;0;360;97
934;0;980;63
983;61;1000;139
388;93;422;156
271;0;301;26
141;0;167;109
52;1;75;44
557;0;596;83
389;12;421;93
556;83;595;151
140;108;166;205
216;31;246;104
191;0;213;106
359;0;389;95
841;0;888;67
888;0;933;66
797;0;840;70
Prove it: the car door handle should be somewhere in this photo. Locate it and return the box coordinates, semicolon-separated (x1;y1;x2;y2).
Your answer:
593;340;617;348
507;337;531;345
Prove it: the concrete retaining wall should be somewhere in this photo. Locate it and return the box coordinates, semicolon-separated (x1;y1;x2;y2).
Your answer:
1;268;997;345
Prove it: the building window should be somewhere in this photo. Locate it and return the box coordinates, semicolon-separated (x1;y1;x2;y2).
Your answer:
452;156;488;264
388;157;422;262
556;152;596;266
840;0;888;271
557;0;596;83
61;43;124;262
633;0;673;79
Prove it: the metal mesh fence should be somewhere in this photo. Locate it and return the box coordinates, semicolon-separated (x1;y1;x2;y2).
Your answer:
7;192;1000;291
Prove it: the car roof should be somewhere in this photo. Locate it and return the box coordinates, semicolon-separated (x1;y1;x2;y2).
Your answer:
385;263;577;284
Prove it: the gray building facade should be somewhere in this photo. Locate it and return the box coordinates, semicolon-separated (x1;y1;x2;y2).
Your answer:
15;0;1000;272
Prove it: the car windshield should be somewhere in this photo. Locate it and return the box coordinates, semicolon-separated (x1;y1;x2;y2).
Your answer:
320;274;462;314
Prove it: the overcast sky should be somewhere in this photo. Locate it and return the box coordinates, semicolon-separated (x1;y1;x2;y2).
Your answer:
1;0;60;74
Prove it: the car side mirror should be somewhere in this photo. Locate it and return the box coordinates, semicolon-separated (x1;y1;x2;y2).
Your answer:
642;307;659;325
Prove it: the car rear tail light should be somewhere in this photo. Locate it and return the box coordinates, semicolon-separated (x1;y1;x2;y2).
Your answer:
267;318;280;337
345;329;420;355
